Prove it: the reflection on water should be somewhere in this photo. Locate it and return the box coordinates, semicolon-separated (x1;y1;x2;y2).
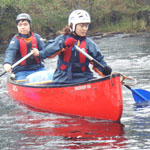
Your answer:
1;33;150;149
1;107;126;150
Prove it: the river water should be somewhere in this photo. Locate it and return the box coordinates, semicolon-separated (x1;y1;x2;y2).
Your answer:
1;33;150;149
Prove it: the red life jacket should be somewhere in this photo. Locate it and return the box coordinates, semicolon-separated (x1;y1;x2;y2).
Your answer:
15;33;40;65
60;39;87;72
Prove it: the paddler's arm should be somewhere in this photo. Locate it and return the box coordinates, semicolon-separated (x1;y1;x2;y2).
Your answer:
33;35;65;59
87;38;112;76
3;37;19;72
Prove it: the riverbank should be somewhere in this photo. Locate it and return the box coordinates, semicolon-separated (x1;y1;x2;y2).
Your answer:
1;0;150;45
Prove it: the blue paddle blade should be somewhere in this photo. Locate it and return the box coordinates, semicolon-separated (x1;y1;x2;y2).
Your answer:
131;88;150;103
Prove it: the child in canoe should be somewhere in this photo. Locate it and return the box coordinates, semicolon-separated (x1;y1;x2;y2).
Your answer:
3;13;46;80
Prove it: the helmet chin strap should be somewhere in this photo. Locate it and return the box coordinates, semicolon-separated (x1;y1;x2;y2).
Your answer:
72;26;86;38
73;26;79;36
73;31;78;36
73;31;80;37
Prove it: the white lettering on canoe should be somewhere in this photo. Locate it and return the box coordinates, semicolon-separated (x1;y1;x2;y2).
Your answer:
12;85;18;92
75;84;91;91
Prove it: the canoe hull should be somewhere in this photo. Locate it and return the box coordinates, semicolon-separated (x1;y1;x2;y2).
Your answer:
7;74;123;122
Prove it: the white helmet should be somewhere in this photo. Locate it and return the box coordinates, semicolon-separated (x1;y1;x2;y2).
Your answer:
68;9;91;32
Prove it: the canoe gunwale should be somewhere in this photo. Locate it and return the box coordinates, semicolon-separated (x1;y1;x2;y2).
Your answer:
7;73;121;88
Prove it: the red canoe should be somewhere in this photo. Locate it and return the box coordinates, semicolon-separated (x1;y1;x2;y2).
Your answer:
7;73;123;122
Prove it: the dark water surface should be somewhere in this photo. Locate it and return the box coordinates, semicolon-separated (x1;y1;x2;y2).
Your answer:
1;33;150;149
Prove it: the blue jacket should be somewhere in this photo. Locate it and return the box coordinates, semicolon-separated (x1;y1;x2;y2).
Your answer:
39;34;108;84
4;33;45;73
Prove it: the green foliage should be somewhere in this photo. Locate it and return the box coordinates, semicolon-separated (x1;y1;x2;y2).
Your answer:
1;0;150;44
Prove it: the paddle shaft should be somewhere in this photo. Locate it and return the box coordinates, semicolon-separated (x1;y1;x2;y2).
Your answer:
124;85;131;90
74;45;104;69
26;80;52;85
0;51;33;77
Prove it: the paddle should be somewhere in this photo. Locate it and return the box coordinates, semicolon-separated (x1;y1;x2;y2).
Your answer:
124;85;150;103
26;80;52;85
74;45;150;103
0;51;33;77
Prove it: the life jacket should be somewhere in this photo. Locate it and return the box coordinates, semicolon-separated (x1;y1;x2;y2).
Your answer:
14;33;40;66
60;38;87;72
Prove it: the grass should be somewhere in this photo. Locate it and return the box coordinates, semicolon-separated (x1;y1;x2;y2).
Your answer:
93;18;148;34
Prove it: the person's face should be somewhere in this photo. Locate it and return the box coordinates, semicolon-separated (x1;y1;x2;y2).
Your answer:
75;23;89;37
17;20;30;35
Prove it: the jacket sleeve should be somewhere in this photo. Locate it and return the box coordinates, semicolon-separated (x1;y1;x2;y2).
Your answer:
39;35;65;59
86;37;108;72
3;37;19;65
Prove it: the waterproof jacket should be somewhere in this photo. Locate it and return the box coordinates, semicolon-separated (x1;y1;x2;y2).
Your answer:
39;34;108;84
4;33;45;73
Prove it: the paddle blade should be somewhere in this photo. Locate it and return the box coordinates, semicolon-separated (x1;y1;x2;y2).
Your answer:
131;88;150;103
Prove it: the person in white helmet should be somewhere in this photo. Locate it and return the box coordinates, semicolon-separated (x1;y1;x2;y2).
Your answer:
3;13;46;80
33;9;112;84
